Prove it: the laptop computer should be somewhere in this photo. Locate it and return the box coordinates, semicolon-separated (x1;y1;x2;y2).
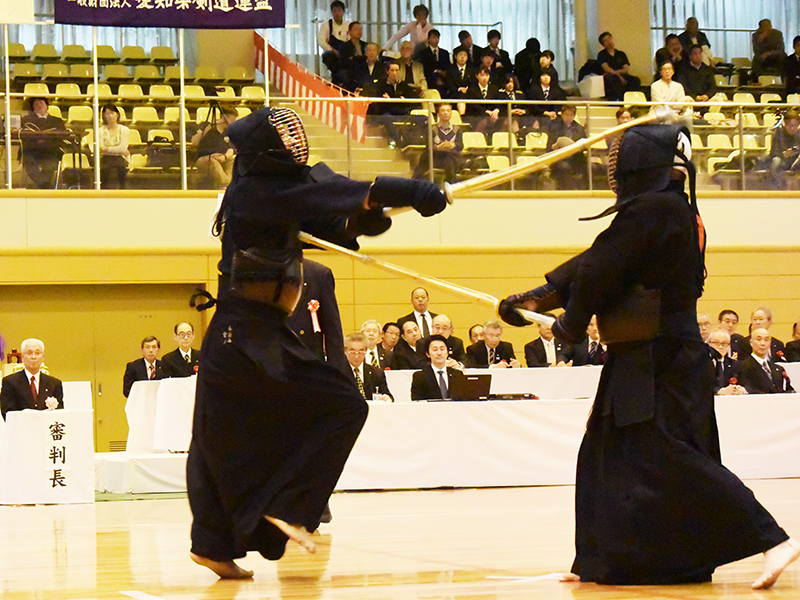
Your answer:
449;373;492;401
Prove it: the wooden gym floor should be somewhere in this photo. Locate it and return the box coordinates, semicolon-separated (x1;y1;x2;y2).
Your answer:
1;479;798;600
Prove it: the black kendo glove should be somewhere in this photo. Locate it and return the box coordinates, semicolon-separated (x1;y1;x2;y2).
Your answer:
369;176;448;217
346;208;393;237
498;283;562;328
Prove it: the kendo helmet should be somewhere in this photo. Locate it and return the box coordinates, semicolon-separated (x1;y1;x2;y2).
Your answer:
226;106;309;169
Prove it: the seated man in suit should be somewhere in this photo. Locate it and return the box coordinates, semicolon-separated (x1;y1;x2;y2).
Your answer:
483;29;512;80
351;42;385;96
419;29;451;95
345;333;392;402
416;313;467;367
785;321;800;362
122;336;167;398
161;322;200;378
526;71;567;130
557;315;606;366
525;315;569;367
361;319;391;369
546;105;588;189
389;320;426;370
465;320;520;368
459;66;500;134
397;287;437;338
380;321;401;357
397;40;427;96
737;306;786;359
452;29;483;68
0;338;63;419
738;328;794;394
707;329;747;395
411;335;468;400
336;21;368;90
20;97;67;189
366;61;416;147
414;102;463;183
445;49;476;98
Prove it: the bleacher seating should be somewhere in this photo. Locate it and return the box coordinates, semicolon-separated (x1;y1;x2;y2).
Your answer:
42;63;70;84
118;83;145;102
194;66;224;85
103;64;132;83
7;42;30;62
131;106;161;128
133;65;163;85
55;83;84;104
163;106;190;125
87;83;114;99
23;82;50;99
61;44;89;63
66;105;94;129
31;43;58;63
95;45;120;64
224;66;255;87
164;65;192;83
149;46;178;66
69;64;95;86
12;63;40;87
149;84;177;104
120;45;149;65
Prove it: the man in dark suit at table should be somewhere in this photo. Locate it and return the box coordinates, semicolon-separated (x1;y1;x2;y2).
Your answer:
122;336;167;398
161;322;200;378
0;338;63;419
557;315;606;366
287;258;349;375
525;314;569;368
785;320;800;362
465;321;520;368
416;313;466;366
706;329;747;395
20;97;67;189
360;319;391;370
390;321;426;370
345;333;393;402
738;328;795;394
411;335;468;400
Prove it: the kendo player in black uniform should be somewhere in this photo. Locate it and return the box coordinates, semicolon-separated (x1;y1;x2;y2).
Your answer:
187;106;448;578
498;124;799;588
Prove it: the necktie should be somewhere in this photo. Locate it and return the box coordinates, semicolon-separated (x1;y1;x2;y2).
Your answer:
184;353;191;364
543;88;549;100
589;341;597;360
30;375;39;408
434;48;438;61
420;315;430;338
762;360;772;378
353;368;366;398
481;87;487;99
438;370;449;399
149;364;156;380
489;347;496;364
369;350;379;368
405;64;414;83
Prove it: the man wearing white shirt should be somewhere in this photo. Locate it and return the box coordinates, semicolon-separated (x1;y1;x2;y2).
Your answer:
650;62;690;113
122;336;167;398
557;315;606;366
397;287;437;339
0;338;63;418
345;333;392;402
411;335;467;400
360;319;390;369
738;328;794;394
524;318;568;367
318;1;350;76
162;322;200;378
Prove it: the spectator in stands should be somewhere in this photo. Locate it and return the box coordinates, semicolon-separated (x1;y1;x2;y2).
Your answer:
460;66;500;134
678;17;712;58
419;29;451;95
718;309;745;358
650;62;690;113
676;44;716;106
453;30;483;68
514;38;542;91
390;320;426;370
546;105;588;189
162;322;200;378
367;61;415;148
597;32;640;101
478;52;501;86
769;109;800;174
411;335;467;400
558;315;607;366
345;333;393;401
738;328;794;394
383;4;432;55
445;49;476;98
752;19;786;77
98;103;130;189
468;324;484;344
414;102;463;182
361;319;391;369
397;287;436;337
192;107;237;189
318;1;350;78
707;330;746;395
785;36;800;96
525;315;568;367
465;320;520;368
494;74;528;133
697;312;712;343
484;29;512;80
418;313;467;366
739;306;786;359
381;321;401;354
337;21;367;88
351;42;385;96
654;34;688;78
532;50;560;89
785;320;800;362
122;336;167;398
397;40;428;95
526;71;566;130
0;338;63;419
20;97;66;189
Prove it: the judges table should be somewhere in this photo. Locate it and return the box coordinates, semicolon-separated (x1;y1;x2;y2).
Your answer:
0;409;95;504
95;369;800;493
125;377;196;453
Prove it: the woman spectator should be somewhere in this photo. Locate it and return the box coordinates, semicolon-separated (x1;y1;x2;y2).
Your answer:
98;104;130;189
494;74;528;134
192;108;237;189
383;4;432;56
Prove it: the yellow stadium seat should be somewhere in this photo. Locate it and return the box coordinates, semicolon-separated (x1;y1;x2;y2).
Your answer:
525;131;548;153
127;128;144;147
183;85;208;106
133;65;163;84
491;132;520;150
690;134;707;150
149;46;178;66
486;155;510;172
12;63;41;86
48;105;63;119
95;45;119;64
214;85;237;100
147;128;174;142
31;43;58;63
730;57;751;69
23;82;50;98
758;75;782;87
707;133;733;153
194;65;223;84
120;45;149;65
235;106;251;119
69;63;94;85
759;92;782;104
103;64;132;83
224;66;255;86
739;113;761;128
240;85;266;105
55;83;84;103
131;106;161;127
732;92;755;105
164;65;192;83
8;42;30;63
763;113;779;129
462;131;489;152
118;83;145;101
163;106;190;125
42;63;70;83
87;83;114;99
66;105;95;128
149;84;176;104
61;44;89;63
787;94;800;105
624;91;647;104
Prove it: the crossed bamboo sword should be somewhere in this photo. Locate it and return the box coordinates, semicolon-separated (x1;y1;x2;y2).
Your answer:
299;109;669;322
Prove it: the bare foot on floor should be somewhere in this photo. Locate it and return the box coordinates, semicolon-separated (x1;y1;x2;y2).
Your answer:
265;516;317;554
559;573;581;582
752;538;800;589
190;552;254;579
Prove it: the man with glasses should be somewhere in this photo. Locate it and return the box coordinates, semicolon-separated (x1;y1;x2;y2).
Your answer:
706;330;746;395
344;333;392;402
1;338;63;419
162;322;200;378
